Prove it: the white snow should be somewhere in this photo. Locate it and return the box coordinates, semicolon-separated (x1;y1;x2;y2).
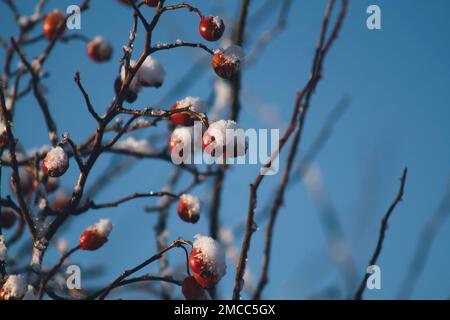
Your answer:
0;235;7;261
38;198;47;211
180;194;201;217
210;79;231;120
211;16;224;29
92;218;113;238
137;55;165;87
192;234;226;279
1;275;26;300
203;120;246;157
114;136;150;153
44;146;68;172
121;61;142;93
22;285;37;300
174;96;207;113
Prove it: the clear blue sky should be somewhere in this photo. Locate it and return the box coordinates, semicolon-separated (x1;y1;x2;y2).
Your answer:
1;0;449;299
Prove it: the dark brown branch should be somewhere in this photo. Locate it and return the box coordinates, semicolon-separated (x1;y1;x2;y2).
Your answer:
0;83;36;240
151;41;214;55
10;38;59;145
233;0;349;300
37;245;81;299
72;191;179;215
354;168;408;300
74;72;101;122
93;238;192;300
66;137;85;171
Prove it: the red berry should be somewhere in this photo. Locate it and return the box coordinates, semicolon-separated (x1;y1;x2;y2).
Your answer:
199;16;225;42
79;230;107;251
177;194;200;224
79;219;112;251
87;37;113;63
43;11;65;40
168;133;184;159
170;103;195;127
193;271;218;289
189;248;206;275
182;276;208;300
1;208;17;229
117;0;136;5
143;0;159;6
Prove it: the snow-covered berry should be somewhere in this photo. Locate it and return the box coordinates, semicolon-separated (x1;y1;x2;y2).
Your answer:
1;208;18;229
177;194;201;224
199;16;225;42
211;45;244;80
79;219;113;251
202;120;246;158
42;146;69;178
136;56;165;88
87;36;113;63
170;97;207;127
182;276;210;300
43;11;65;40
169;127;195;161
0;275;26;300
188;235;226;288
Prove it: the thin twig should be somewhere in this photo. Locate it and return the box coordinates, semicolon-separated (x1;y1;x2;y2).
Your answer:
354;168;408;300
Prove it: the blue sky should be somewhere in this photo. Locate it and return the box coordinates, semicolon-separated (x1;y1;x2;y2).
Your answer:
1;0;449;299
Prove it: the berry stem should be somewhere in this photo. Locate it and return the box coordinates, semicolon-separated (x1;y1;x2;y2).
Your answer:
37;244;81;299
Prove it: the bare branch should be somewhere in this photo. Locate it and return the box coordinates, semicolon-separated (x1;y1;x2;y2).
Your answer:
354;168;408;300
